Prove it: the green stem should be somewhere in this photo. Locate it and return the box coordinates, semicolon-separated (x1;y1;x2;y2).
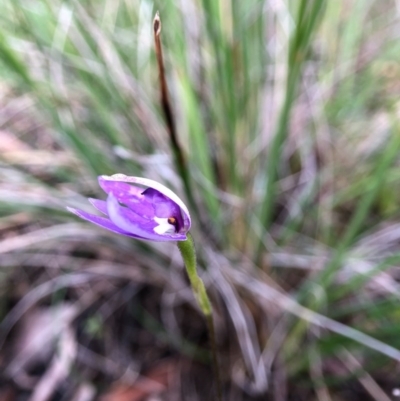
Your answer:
177;233;222;401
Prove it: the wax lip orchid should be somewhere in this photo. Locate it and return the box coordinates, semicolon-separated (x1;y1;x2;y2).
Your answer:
67;174;191;242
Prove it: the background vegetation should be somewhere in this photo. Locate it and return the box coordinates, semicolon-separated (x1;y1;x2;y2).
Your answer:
1;0;400;400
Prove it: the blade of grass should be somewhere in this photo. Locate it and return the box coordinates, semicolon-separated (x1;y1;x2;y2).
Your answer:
177;75;222;238
256;0;327;264
285;118;400;362
313;122;400;290
201;0;240;194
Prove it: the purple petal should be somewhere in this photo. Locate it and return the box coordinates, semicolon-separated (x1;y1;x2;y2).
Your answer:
98;179;143;197
88;198;108;215
106;193;187;242
141;188;184;230
98;177;155;218
67;207;144;239
100;175;191;232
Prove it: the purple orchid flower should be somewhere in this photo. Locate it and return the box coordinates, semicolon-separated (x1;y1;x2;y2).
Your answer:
67;174;191;242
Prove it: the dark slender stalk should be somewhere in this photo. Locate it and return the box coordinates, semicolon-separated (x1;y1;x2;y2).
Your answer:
153;12;222;249
177;234;223;401
153;12;195;211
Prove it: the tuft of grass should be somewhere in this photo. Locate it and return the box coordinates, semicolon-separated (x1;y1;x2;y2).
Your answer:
2;0;400;399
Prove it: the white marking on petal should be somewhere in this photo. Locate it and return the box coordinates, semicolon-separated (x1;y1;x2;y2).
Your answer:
153;217;176;234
